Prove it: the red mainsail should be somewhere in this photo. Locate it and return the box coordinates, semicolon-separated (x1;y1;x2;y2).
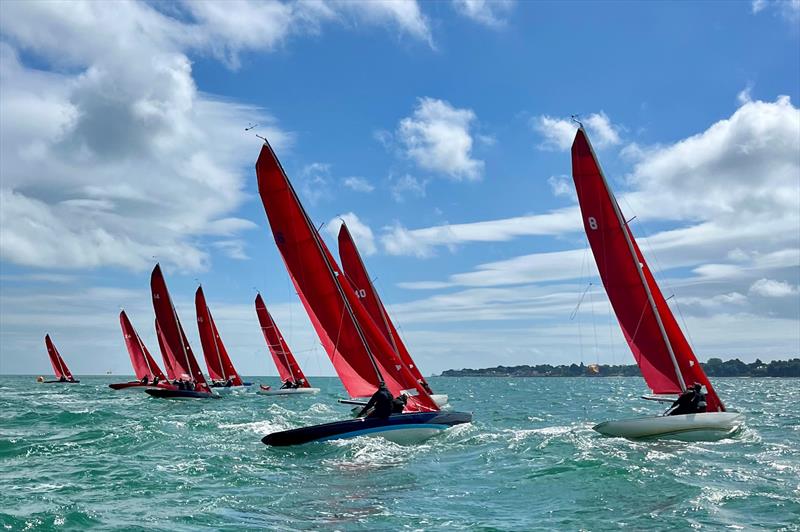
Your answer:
155;319;178;381
255;141;438;412
150;264;209;391
44;334;74;380
255;293;312;387
571;128;724;412
119;311;166;382
338;223;433;394
195;286;243;385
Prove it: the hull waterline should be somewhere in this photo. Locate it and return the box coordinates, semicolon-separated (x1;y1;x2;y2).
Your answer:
257;387;320;396
593;412;744;442
145;388;219;400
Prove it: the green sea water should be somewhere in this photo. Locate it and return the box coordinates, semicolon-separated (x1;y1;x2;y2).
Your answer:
1;376;798;531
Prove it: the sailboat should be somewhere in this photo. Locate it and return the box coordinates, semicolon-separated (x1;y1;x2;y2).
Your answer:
338;222;448;408
255;293;320;396
145;264;218;399
41;334;79;383
571;127;743;441
195;286;251;393
109;310;173;391
255;139;471;446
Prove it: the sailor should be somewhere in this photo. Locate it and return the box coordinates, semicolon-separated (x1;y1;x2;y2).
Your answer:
280;379;296;390
152;375;160;385
58;375;67;382
140;376;149;384
392;393;408;414
358;383;394;419
665;383;706;416
225;377;234;387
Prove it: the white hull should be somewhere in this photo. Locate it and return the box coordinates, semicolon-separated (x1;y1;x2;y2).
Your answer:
593;412;744;441
257;387;320;396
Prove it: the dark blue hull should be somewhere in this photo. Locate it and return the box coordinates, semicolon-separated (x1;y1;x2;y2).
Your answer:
145;389;218;399
262;411;472;446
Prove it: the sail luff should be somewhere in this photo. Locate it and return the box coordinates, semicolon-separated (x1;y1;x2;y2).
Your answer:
577;127;686;392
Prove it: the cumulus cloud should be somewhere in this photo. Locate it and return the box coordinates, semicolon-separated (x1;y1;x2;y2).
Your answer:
326;212;377;256
342;176;375;193
533;111;621;151
749;278;799;297
391;174;428;202
452;0;515;28
397;97;485;180
547;175;575;199
751;0;800;21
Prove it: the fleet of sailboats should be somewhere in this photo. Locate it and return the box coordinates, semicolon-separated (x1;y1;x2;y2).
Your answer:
33;126;748;445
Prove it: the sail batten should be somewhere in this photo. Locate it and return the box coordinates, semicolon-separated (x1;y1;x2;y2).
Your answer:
571;128;725;412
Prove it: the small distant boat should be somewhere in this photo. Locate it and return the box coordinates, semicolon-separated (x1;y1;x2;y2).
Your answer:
338;223;447;408
145;264;216;399
42;335;79;383
254;293;320;396
571;127;743;441
109;310;174;392
195;285;252;393
255;139;471;446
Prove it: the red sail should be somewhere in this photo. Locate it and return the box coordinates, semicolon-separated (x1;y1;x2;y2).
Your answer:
338;223;433;393
255;293;311;387
195;286;243;385
155;319;178;381
571;128;724;412
44;334;74;380
255;141;438;412
150;264;209;391
119;311;166;381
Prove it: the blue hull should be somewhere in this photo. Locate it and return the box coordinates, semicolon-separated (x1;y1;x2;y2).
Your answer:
145;389;218;399
262;411;472;446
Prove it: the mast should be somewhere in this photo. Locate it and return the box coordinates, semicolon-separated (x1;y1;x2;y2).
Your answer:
259;294;296;383
47;335;67;377
262;140;385;386
200;286;225;381
579;127;686;392
158;264;193;381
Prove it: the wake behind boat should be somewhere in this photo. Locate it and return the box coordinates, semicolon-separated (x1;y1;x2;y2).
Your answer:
262;411;472;446
571;127;742;441
257;384;320;396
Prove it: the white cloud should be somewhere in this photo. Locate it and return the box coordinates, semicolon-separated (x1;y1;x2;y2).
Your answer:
752;0;768;13
751;0;800;20
297;163;331;206
326;212;377;256
212;239;250;260
547;175;575;199
749;278;799;298
342;176;375;193
533;111;621;151
339;0;433;47
452;0;515;28
391;174;428;202
737;84;754;105
397;97;484;180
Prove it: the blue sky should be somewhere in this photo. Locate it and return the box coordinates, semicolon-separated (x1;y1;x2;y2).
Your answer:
1;0;798;377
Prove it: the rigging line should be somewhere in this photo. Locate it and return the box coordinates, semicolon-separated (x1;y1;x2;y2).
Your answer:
588;282;600;364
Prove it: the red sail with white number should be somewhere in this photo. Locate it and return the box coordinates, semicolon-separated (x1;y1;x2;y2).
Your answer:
45;334;74;380
255;141;438;412
150;264;209;391
255;293;311;387
337;223;433;394
195;286;243;385
120;311;166;382
571;128;724;412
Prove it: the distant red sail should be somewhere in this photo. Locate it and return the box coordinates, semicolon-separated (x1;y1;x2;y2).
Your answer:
155;319;178;381
255;141;438;412
150;264;209;391
119;311;166;382
44;334;74;380
195;286;243;385
255;293;311;387
338;223;433;393
571;128;724;412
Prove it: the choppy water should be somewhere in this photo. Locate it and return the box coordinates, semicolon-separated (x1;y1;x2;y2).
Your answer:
1;376;798;530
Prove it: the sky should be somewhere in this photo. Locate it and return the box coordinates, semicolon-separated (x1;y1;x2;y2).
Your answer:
0;0;798;377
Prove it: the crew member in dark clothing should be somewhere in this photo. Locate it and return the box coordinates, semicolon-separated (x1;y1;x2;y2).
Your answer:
665;383;706;416
391;393;408;414
280;379;298;390
152;375;160;385
58;375;67;382
140;376;149;384
358;383;394;419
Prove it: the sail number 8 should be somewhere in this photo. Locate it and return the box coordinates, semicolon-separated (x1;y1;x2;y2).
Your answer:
588;216;598;230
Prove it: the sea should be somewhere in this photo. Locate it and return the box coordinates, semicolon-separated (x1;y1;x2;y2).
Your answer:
1;376;798;531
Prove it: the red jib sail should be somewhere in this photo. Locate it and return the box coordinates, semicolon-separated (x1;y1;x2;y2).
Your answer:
119;311;166;382
155;319;178;381
195;286;243;385
44;334;74;380
255;293;312;388
255;141;438;412
150;264;209;391
571;128;724;412
338;223;433;394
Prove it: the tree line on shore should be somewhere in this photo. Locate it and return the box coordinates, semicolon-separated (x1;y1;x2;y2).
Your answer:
440;358;800;378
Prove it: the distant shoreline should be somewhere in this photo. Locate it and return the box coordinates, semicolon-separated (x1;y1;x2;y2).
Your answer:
440;358;800;378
